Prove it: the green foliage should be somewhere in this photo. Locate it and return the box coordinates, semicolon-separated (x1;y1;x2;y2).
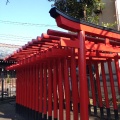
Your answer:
49;0;117;29
102;21;117;29
53;0;93;19
93;0;105;14
87;15;99;25
49;0;105;24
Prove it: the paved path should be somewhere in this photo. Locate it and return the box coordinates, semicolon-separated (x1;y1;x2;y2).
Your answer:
0;101;101;120
0;101;99;120
0;101;25;120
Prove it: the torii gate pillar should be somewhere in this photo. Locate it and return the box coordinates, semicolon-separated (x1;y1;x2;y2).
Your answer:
78;31;89;120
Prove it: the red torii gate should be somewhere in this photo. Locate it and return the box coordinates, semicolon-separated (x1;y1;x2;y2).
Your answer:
5;7;120;120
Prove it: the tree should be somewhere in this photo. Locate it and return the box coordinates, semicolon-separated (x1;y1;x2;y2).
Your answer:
48;0;105;25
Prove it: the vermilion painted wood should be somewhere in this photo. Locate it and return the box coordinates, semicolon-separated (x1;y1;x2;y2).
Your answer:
48;61;53;117
85;42;120;53
33;65;36;111
55;15;120;40
6;51;120;72
41;33;60;40
21;69;24;106
23;67;26;107
86;57;107;61
4;16;120;120
63;58;70;120
94;62;103;107
53;60;58;119
43;63;47;116
20;69;22;107
26;67;28;109
35;64;39;112
47;29;77;38
70;48;79;120
48;29;120;46
24;67;26;107
78;31;89;120
107;61;117;109
39;64;43;113
86;52;117;58
61;39;120;53
28;66;30;109
24;67;27;108
115;58;120;95
25;67;27;108
61;58;65;117
22;67;24;107
46;48;71;58
88;62;97;106
18;70;21;106
4;32;119;62
58;58;63;120
30;66;33;110
60;39;79;48
20;69;22;106
101;62;110;108
35;65;37;112
28;66;31;110
31;65;34;111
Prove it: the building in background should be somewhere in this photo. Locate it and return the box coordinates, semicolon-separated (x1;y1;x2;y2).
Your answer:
0;43;20;100
115;0;120;30
55;0;120;30
99;0;120;30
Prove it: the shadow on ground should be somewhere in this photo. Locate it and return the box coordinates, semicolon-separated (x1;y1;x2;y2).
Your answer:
0;101;25;120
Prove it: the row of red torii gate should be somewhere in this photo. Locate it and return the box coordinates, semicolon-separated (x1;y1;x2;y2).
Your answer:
5;8;120;120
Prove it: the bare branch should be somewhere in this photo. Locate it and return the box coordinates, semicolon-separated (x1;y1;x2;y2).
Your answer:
6;0;10;5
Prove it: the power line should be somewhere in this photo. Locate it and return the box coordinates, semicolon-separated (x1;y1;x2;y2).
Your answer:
0;33;32;39
0;20;58;27
0;37;31;42
0;33;34;44
0;43;21;48
0;19;59;45
0;38;29;42
0;34;33;42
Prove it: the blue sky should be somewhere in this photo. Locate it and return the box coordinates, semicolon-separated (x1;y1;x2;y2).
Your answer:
0;0;65;45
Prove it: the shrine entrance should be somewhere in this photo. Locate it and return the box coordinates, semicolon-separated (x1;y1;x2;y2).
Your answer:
5;7;120;120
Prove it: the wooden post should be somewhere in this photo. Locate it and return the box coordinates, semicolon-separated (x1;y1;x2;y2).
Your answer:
78;31;89;120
